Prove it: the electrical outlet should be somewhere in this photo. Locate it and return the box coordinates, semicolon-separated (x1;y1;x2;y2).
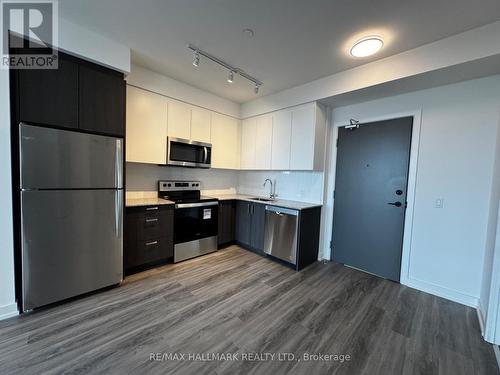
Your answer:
435;198;444;208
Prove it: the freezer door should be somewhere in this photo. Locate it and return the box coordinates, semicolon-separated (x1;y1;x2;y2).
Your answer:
21;189;123;311
20;123;123;189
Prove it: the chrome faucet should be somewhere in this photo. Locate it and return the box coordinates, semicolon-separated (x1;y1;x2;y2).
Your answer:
263;179;276;199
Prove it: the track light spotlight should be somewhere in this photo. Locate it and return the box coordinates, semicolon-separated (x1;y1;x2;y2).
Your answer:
227;70;234;83
192;50;200;67
254;83;261;94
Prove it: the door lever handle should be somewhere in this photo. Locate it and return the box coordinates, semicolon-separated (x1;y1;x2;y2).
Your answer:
387;201;402;207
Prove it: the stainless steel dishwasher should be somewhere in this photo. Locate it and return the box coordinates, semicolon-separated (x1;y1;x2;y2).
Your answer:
264;205;299;265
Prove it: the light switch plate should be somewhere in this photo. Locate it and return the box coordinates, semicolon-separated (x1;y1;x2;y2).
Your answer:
435;198;444;208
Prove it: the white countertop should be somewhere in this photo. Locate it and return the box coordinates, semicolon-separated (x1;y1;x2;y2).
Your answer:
125;192;321;211
206;193;322;211
125;197;174;207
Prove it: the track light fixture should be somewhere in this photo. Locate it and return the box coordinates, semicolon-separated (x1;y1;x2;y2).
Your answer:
227;70;234;83
187;44;262;94
192;50;200;67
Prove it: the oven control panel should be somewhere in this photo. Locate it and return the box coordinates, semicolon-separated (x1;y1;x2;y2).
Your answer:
159;180;201;191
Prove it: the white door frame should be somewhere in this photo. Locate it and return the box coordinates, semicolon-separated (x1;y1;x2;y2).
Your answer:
485;201;500;344
322;109;422;285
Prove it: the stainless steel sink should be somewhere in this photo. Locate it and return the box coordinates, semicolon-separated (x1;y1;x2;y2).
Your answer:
250;197;275;202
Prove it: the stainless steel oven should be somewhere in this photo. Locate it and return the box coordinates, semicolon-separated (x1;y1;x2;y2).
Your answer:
158;180;218;262
174;201;218;262
167;137;211;168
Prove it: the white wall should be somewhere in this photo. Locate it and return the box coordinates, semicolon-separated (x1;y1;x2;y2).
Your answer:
9;16;131;73
58;18;130;73
0;70;17;319
328;75;500;307
126;65;240;118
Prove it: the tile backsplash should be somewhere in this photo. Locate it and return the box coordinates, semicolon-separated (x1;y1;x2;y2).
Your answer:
126;163;238;192
126;163;324;204
237;170;324;204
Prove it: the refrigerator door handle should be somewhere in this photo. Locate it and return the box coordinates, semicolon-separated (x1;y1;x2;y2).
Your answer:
115;139;123;188
115;190;123;238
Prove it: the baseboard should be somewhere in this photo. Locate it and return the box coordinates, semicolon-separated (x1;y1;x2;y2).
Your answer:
0;302;18;320
405;277;478;308
477;299;486;336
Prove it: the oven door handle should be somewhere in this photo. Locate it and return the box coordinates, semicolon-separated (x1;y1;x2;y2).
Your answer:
175;201;218;209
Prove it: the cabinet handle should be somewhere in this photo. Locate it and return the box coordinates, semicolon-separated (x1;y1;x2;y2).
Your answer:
145;241;158;246
145;218;158;223
146;207;159;211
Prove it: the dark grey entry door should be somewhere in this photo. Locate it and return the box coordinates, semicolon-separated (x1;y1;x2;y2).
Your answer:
332;117;413;281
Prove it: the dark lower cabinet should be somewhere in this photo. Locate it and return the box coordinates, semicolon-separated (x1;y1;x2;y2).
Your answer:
296;206;322;271
235;201;251;247
234;200;321;271
250;203;266;251
235;200;266;253
136;237;174;265
124;205;174;275
79;64;125;136
218;200;235;247
17;56;79;128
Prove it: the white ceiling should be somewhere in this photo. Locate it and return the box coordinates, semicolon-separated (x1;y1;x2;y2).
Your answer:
59;0;500;103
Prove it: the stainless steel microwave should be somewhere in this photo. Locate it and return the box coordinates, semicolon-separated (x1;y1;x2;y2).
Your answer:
167;137;212;168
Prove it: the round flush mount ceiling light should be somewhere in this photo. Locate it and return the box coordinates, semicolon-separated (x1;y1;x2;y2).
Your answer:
350;36;384;57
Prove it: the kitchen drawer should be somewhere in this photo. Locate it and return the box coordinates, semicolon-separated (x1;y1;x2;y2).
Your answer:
136;236;173;266
137;209;173;239
124;206;174;274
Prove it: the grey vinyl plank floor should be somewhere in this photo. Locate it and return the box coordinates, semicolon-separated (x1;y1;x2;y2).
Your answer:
0;246;497;375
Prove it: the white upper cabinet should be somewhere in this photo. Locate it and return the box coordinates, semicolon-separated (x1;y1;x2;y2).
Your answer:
240;118;257;169
242;102;326;171
271;110;292;170
240;114;272;170
191;108;211;143
290;105;315;170
255;114;273;169
169;100;211;143
126;86;168;164
167;99;191;140
126;83;325;171
211;113;240;169
290;103;326;171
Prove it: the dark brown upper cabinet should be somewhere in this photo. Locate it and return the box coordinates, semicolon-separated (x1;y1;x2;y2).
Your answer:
78;64;125;137
17;57;79;129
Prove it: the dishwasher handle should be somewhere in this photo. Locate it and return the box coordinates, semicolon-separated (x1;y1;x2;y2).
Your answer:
265;205;299;216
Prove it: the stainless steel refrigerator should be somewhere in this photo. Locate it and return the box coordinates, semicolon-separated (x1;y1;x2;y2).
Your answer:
20;123;123;311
